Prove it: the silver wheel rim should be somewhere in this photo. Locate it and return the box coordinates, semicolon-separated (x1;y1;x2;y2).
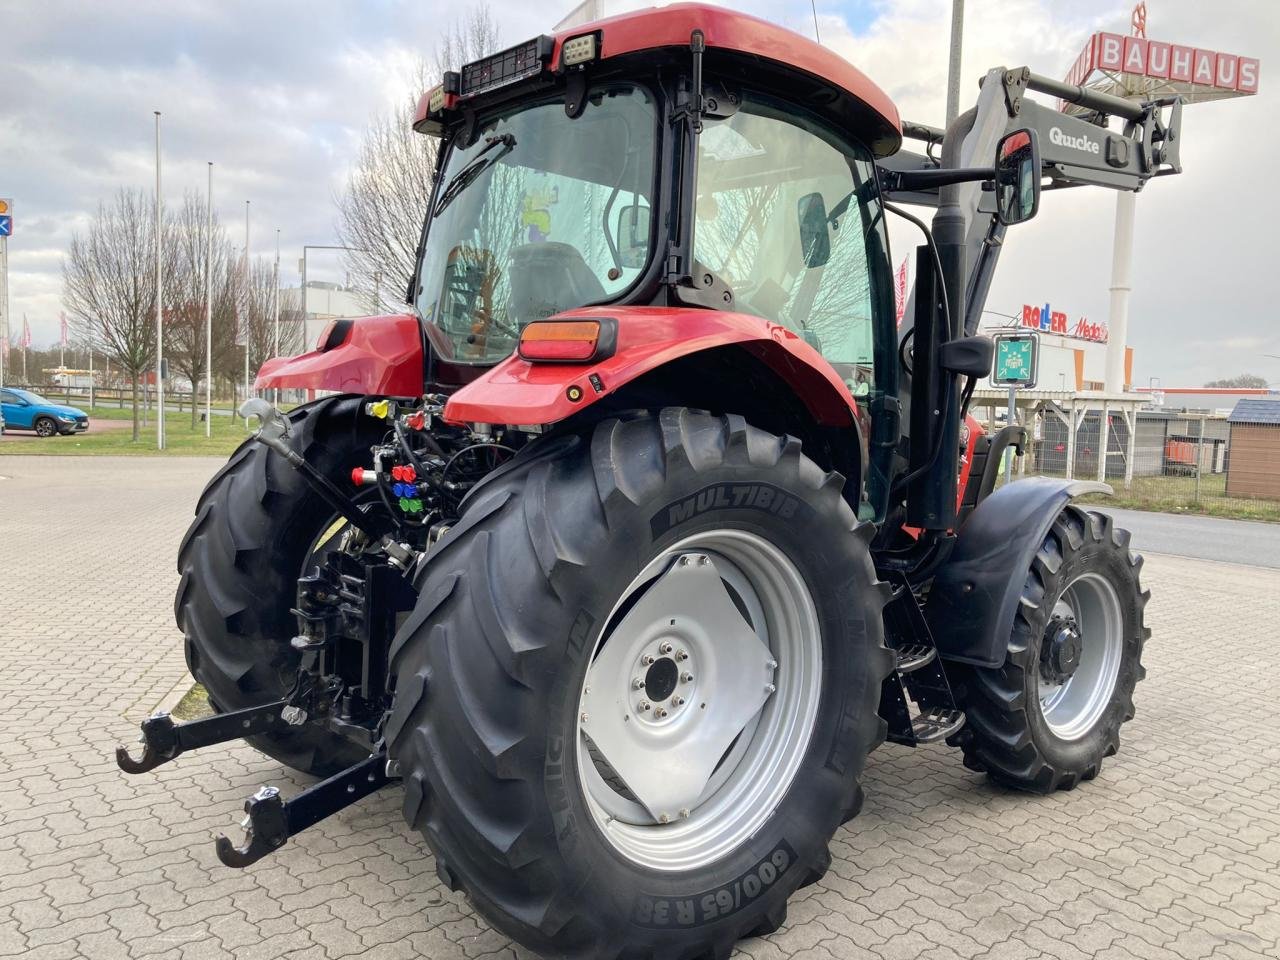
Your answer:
1038;572;1123;740
576;528;822;872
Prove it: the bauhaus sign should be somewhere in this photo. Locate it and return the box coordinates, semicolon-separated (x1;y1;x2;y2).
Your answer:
1064;31;1259;94
1022;303;1109;343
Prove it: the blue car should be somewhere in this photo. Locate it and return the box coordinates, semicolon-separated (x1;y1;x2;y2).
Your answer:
0;387;90;437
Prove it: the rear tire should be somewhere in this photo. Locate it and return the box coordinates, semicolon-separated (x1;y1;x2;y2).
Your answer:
387;409;892;959
953;506;1149;792
174;395;385;777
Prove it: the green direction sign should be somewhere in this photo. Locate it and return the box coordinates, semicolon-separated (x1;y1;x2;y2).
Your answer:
992;333;1039;389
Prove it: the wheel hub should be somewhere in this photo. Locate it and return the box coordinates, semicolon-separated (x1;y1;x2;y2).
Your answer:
1040;615;1083;685
636;648;688;721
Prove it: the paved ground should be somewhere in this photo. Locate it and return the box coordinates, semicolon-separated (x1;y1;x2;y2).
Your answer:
1096;507;1280;570
2;454;1278;960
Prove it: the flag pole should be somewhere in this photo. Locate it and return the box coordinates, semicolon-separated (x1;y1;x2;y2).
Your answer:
205;162;213;438
154;110;165;450
243;200;250;429
273;228;280;405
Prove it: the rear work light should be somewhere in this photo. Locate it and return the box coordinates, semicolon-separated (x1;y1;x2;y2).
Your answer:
518;318;617;363
460;36;554;97
560;33;599;68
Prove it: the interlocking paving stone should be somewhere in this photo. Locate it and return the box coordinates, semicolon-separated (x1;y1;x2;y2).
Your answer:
1;453;1277;959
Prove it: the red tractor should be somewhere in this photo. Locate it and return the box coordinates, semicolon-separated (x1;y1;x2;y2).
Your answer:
119;5;1180;957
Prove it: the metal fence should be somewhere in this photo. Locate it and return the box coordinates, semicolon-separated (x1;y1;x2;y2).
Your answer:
999;408;1280;522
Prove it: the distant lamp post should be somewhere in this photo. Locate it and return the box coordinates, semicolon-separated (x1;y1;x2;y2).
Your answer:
298;245;366;351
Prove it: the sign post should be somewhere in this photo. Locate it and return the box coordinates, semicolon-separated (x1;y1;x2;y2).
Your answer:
0;198;11;388
991;332;1040;481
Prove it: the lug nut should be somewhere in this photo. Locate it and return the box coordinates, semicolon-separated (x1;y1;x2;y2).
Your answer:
632;677;645;689
679;808;690;819
764;683;776;694
681;672;694;683
642;655;655;665
655;707;668;719
767;659;778;670
580;712;589;724
678;556;691;566
673;697;685;707
639;700;651;711
659;813;671;823
659;642;673;655
676;650;689;662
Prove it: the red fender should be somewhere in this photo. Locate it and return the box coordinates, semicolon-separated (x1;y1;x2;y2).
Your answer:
443;307;860;428
254;314;424;398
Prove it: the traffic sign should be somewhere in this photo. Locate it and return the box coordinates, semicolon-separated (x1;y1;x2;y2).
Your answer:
0;216;10;237
991;332;1039;389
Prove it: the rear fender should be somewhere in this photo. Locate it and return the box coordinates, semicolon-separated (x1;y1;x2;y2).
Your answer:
254;314;425;398
442;307;860;428
925;478;1112;669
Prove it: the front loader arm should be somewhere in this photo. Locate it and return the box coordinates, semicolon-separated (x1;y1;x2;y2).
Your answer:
884;66;1183;339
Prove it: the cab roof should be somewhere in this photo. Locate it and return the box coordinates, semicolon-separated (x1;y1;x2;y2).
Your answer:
555;3;902;156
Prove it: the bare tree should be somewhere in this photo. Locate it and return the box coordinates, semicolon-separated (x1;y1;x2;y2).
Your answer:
167;191;244;425
62;188;165;440
336;6;500;313
241;257;303;376
1205;373;1267;388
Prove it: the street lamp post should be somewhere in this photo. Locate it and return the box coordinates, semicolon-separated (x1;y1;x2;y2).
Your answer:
298;244;367;351
154;110;165;450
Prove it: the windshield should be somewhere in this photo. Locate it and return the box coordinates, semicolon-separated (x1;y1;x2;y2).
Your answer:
15;390;48;404
415;83;658;364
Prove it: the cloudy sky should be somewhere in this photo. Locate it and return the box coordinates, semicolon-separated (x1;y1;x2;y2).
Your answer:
1;0;1273;385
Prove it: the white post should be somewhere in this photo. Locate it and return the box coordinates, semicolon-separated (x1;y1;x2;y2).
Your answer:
154;110;165;449
0;234;8;388
205;162;213;438
945;0;965;124
300;249;309;351
1123;408;1136;490
1065;401;1077;480
273;229;280;359
88;349;94;409
1097;402;1110;482
1003;385;1016;481
1105;191;1136;393
243;200;250;428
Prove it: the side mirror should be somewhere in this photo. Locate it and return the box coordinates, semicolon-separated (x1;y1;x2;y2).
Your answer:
938;335;994;378
797;192;831;268
615;203;650;270
995;128;1041;226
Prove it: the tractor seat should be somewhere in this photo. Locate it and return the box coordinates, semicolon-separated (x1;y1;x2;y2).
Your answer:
508;242;607;324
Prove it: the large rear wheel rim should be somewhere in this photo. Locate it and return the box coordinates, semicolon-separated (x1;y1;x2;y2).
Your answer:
1037;572;1123;740
576;528;822;872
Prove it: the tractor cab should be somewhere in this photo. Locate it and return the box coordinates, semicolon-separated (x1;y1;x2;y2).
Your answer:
412;4;902;410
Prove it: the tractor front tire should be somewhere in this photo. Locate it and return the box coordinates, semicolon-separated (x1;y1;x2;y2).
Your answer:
174;395;384;778
954;506;1149;792
387;409;892;960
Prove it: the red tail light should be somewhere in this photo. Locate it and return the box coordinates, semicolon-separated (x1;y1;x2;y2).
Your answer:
518;318;616;363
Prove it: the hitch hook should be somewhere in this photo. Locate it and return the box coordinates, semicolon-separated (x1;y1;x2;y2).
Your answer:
116;712;179;773
215;787;289;867
215;753;392;868
115;700;289;775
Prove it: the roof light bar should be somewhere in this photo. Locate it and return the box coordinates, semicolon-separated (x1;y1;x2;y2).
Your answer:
459;36;554;97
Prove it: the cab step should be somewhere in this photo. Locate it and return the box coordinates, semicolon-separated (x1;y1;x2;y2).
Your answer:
912;707;966;744
895;643;936;673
